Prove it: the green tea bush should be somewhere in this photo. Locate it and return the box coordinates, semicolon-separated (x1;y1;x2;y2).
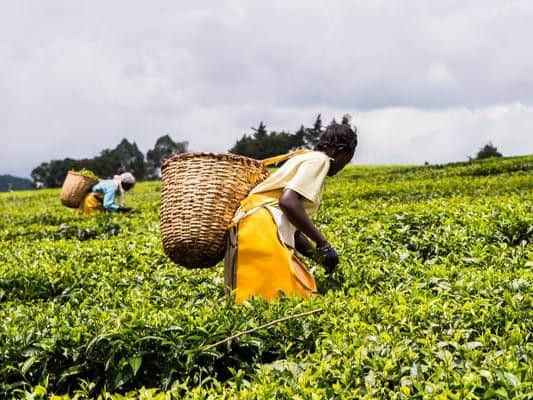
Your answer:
75;169;99;181
0;156;532;399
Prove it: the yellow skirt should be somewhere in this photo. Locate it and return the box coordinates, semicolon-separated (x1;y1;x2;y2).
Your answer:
225;206;317;304
80;192;104;215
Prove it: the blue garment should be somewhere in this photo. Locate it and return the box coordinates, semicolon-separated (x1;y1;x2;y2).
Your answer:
92;180;120;212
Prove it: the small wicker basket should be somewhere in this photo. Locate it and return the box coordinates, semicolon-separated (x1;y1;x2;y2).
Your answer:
60;171;98;208
160;152;270;268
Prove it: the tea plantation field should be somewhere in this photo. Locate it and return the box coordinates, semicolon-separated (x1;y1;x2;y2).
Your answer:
1;156;532;399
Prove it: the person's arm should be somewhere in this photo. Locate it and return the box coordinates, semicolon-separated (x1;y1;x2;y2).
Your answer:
279;189;328;246
294;230;314;257
279;189;339;273
102;183;120;212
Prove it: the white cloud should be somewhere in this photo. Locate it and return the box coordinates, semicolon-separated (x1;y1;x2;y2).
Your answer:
0;1;532;177
426;63;457;91
353;103;533;164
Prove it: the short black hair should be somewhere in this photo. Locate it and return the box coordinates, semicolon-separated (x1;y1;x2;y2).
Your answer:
316;121;358;152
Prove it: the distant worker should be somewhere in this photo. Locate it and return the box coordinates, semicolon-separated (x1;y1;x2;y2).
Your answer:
81;172;136;215
225;120;357;303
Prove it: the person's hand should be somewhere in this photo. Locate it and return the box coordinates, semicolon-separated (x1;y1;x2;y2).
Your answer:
117;206;133;213
316;243;339;274
298;247;315;259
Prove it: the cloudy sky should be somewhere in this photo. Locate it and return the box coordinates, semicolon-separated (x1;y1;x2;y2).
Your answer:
2;0;533;178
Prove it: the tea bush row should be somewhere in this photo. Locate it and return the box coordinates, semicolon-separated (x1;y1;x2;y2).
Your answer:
0;156;531;399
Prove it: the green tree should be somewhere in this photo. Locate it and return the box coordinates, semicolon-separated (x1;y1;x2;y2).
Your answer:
31;139;148;188
146;135;188;179
110;139;146;178
252;122;268;139
229;122;305;159
304;114;322;148
294;125;306;149
474;142;503;160
86;139;146;179
31;158;79;188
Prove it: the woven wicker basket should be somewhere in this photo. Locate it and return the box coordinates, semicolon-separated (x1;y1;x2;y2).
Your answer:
160;152;270;268
60;171;98;208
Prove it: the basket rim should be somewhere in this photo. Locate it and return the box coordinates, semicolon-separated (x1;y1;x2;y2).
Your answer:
161;152;264;172
65;170;98;183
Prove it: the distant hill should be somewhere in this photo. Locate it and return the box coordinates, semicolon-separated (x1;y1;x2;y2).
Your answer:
0;175;33;192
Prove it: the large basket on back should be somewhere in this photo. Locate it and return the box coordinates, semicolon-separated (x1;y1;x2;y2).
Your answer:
60;171;98;208
160;152;270;268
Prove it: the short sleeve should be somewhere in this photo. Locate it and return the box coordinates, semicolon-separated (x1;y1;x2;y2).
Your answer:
284;156;329;203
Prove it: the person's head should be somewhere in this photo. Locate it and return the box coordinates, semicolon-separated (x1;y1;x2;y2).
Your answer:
316;121;358;176
119;172;136;191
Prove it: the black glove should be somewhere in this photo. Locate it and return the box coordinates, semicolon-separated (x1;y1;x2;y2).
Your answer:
117;206;133;213
316;243;339;274
298;247;315;259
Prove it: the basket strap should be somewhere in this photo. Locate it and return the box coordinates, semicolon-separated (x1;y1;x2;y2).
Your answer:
228;190;282;229
227;200;277;229
261;149;312;167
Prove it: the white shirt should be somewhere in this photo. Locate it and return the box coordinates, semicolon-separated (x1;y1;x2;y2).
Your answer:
250;151;330;247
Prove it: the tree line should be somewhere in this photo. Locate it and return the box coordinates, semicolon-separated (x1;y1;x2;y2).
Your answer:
31;112;503;188
0;175;33;192
32;135;188;188
32;114;338;187
229;114;358;159
229;114;324;159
